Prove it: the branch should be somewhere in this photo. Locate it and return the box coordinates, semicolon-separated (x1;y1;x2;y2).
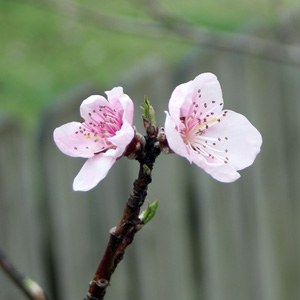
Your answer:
85;133;161;300
131;0;184;25
22;0;300;65
0;248;49;300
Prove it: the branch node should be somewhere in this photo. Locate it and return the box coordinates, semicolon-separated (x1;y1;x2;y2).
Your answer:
85;291;105;300
127;195;145;208
109;227;121;240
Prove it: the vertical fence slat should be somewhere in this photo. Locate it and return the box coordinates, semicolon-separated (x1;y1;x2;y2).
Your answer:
0;119;48;299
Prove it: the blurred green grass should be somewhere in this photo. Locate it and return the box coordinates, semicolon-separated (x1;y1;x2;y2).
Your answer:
0;0;298;128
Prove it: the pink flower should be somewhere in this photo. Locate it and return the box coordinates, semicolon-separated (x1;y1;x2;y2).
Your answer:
53;87;134;191
164;73;262;182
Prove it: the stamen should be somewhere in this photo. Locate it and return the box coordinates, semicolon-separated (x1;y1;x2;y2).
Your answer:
193;117;218;131
180;104;231;165
73;104;123;153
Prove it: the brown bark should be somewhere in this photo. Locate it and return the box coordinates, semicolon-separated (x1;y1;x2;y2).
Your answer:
85;134;161;300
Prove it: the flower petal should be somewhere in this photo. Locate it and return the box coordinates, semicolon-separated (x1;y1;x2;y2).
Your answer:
168;73;224;125
80;95;109;123
107;120;134;157
164;112;191;162
192;73;224;117
105;87;134;125
168;80;194;122
204;110;262;170
195;158;241;182
185;146;240;182
73;155;116;191
53;122;103;158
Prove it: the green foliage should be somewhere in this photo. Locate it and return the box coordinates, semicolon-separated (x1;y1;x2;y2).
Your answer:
0;0;298;128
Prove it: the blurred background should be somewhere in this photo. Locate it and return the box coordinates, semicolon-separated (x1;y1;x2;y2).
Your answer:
1;0;300;299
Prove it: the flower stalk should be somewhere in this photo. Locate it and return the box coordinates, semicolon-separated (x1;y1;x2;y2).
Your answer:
85;118;161;300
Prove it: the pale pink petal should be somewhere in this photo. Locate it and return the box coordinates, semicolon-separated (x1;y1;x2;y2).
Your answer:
53;122;104;158
104;87;124;113
194;158;241;182
164;112;191;162
73;155;116;191
191;73;224;117
105;87;134;125
204;110;262;170
79;95;109;123
121;94;134;125
105;86;124;108
168;80;194;122
107;121;135;156
169;73;224;124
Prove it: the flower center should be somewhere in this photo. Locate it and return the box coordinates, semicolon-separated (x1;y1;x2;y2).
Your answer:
75;105;122;153
179;103;229;164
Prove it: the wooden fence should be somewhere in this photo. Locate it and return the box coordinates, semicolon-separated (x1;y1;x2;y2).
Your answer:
1;34;300;300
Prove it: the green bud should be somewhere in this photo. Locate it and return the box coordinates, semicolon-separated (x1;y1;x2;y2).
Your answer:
141;96;156;126
24;277;48;300
148;105;156;127
142;164;151;175
139;199;158;225
141;96;150;120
